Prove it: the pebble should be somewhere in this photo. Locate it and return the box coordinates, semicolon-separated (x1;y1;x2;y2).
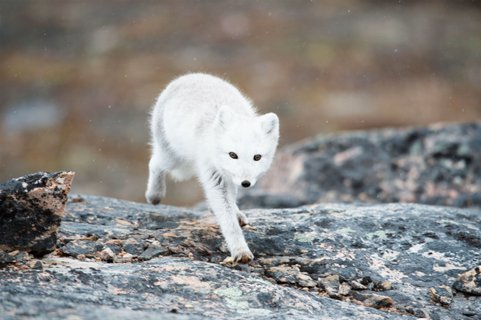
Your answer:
373;280;392;291
453;266;481;296
0;250;15;266
29;260;43;270
350;280;367;290
139;245;168;260
429;285;453;306
123;239;144;256
338;282;351;296
115;253;134;263
318;274;340;298
353;292;394;309
99;247;116;262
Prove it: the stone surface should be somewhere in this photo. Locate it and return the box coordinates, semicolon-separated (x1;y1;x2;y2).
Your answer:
1;195;480;318
240;122;481;209
0;171;75;256
429;285;454;307
453;266;481;296
2;257;400;320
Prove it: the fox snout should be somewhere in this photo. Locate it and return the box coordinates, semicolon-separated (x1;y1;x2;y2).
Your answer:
241;180;251;188
233;177;256;188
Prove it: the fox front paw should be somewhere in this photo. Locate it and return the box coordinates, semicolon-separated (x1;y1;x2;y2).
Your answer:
232;248;254;264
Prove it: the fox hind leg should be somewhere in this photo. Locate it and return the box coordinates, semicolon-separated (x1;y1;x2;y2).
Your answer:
145;148;172;205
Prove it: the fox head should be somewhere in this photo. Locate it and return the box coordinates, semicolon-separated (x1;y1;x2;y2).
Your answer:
213;106;279;189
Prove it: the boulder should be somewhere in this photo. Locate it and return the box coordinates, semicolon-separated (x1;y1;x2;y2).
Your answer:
240;122;481;209
0;171;74;256
1;195;480;319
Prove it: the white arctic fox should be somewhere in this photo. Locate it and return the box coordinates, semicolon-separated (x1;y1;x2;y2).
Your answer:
146;73;279;263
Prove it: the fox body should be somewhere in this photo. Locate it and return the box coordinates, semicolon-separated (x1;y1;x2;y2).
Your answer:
146;73;279;262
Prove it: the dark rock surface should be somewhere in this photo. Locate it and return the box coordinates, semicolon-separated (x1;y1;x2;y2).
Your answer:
0;171;75;256
2;195;480;319
240;122;481;209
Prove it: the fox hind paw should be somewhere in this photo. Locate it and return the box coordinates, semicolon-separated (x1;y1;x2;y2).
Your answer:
145;191;163;205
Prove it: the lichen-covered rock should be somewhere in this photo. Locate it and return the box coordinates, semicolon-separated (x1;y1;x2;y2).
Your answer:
453;266;481;296
2;196;480;318
429;285;454;306
0;171;75;256
2;256;409;320
240;122;481;209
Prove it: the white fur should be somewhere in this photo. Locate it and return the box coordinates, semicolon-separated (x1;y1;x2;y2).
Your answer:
145;73;279;262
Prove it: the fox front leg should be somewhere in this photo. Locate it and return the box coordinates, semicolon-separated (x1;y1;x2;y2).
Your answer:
200;169;253;263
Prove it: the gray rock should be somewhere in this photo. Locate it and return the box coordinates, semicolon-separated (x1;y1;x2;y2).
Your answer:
352;292;394;309
0;250;14;266
240;122;481;209
1;257;402;320
59;239;102;257
139;245;168;260
453;266;481;296
0;171;75;257
318;274;342;298
1;196;480;318
122;239;144;256
265;265;317;288
429;285;454;306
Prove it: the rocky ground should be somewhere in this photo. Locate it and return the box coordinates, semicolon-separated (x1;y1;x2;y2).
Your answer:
1;195;480;319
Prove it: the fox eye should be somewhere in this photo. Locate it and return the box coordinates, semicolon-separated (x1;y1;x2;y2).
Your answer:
229;152;238;159
253;154;262;161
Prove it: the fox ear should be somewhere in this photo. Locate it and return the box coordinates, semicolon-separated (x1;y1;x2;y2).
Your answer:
259;113;279;136
216;105;234;129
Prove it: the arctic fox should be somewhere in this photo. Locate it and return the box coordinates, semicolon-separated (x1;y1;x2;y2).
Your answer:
145;73;279;263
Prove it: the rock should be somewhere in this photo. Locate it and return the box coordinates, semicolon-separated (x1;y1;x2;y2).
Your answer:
350;280;368;290
338;282;351;296
429;285;454;306
139;245;168;260
0;257;402;320
99;247;116;262
1;195;480;318
122;238;144;256
0;171;75;257
0;250;14;267
265;265;317;288
239;190;308;209
32;260;43;270
59;239;101;258
105;240;123;255
373;280;392;292
114;252;134;263
352;292;394;309
240;122;481;209
453;266;481;296
318;275;341;298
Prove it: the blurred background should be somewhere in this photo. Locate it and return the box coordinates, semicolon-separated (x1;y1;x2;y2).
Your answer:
1;1;480;206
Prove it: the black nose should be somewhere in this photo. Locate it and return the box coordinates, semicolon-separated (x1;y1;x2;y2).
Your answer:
241;180;251;188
